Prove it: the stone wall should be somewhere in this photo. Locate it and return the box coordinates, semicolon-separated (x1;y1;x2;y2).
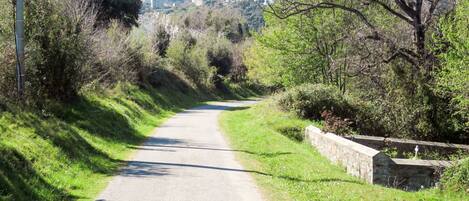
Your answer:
304;126;454;190
388;159;453;190
345;135;469;157
305;126;390;184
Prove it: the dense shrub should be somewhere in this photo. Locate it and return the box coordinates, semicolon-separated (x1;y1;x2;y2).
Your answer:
346;97;389;137
166;33;215;88
25;0;96;102
152;25;171;57
276;84;351;120
277;84;390;137
1;1;253;106
435;0;469;139
441;158;469;193
320;110;353;136
0;2;16;101
205;36;233;77
89;22;146;87
0;44;16;101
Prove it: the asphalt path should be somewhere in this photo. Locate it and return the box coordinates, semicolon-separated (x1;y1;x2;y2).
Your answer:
96;100;264;201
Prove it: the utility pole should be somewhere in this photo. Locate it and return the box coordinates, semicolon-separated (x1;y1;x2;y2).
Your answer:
15;0;25;97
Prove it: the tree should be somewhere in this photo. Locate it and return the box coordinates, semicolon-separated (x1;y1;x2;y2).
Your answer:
248;10;350;90
267;0;452;81
256;0;468;141
435;0;469;138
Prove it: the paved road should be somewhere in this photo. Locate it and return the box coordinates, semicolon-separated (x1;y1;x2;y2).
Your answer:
96;101;264;201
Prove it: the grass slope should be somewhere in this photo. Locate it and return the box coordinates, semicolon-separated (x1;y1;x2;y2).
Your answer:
0;82;233;201
220;100;469;201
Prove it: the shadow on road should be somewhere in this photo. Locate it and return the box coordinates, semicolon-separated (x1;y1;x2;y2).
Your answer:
119;160;363;185
124;136;362;185
128;136;293;158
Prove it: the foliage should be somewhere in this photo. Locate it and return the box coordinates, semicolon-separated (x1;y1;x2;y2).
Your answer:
0;1;262;200
276;84;351;120
205;35;233;77
441;158;469;193
166;32;215;88
0;1;16;101
244;39;285;86
276;84;395;137
152;25;171;57
321;110;353;136
162;7;253;89
176;6;248;43
436;0;469;135
245;11;349;89
1;0;144;103
220;100;468;201
89;21;147;87
24;0;96;102
234;0;264;31
246;0;469;143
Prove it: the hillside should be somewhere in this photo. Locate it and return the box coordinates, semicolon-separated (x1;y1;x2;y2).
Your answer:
0;81;260;200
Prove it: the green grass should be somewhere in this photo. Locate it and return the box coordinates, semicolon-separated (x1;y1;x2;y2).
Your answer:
219;100;469;201
0;83;211;201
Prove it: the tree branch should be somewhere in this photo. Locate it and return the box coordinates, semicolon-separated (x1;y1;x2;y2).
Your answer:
370;0;413;24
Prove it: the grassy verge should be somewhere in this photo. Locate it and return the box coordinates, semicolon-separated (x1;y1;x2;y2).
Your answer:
219;100;468;201
0;81;247;201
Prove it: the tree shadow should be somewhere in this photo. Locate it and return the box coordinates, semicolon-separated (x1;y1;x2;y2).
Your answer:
133;136;293;158
15;113;120;175
116;160;363;185
225;106;250;111
0;146;74;201
59;97;145;145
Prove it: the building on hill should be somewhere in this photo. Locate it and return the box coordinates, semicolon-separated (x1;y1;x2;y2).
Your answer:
143;0;201;10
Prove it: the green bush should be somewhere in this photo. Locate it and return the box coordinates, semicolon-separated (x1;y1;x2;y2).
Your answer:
441;158;469;193
435;0;469;137
276;84;351;120
23;0;96;102
347;97;389;137
0;43;16;101
166;33;215;88
0;1;14;97
276;84;390;137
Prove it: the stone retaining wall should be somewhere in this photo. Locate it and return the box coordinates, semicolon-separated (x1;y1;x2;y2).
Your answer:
304;126;455;190
305;126;391;184
345;135;469;157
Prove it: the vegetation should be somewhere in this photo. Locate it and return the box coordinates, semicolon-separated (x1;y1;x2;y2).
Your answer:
276;84;350;120
1;0;468;199
220;101;468;200
0;83;203;200
246;0;468;144
436;0;469;136
0;0;260;200
441;158;469;193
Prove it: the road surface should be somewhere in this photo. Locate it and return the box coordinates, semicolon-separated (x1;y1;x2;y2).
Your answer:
96;100;264;201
